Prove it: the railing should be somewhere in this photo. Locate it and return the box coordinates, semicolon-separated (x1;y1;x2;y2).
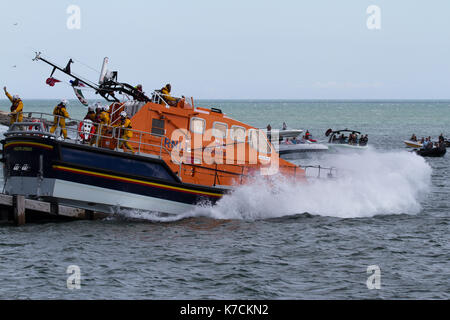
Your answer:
5;112;174;160
4;112;338;185
151;91;194;109
303;165;337;179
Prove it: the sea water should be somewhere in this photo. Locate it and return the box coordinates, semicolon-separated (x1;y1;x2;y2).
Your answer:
0;99;448;299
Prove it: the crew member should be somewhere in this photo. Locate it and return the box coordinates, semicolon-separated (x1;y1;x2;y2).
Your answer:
50;99;70;139
99;105;110;125
84;106;96;122
89;103;103;146
115;111;134;153
3;86;23;125
159;84;178;107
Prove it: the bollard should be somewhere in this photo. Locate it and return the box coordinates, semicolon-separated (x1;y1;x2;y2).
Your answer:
13;195;26;226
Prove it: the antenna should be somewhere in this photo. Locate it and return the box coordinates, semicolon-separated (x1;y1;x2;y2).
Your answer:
99;57;109;85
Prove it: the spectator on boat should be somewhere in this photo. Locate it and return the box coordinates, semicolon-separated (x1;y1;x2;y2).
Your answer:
358;135;365;146
348;133;355;145
50;99;70;139
305;130;311;140
84;106;96;122
282;122;288;131
439;134;445;143
4;86;23;125
410;134;417;142
267;124;272;142
423;138;432;150
420;137;425;144
135;84;143;92
159;84;179;107
114;111;135;154
339;134;346;144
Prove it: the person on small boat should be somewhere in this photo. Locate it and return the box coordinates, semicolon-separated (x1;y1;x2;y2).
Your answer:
439;134;445;143
159;84;179;107
114;111;135;154
348;133;355;145
50;99;70;139
423;138;432;150
135;84;143;92
267;124;272;142
359;135;368;146
3;87;23;125
410;134;418;142
282;122;288;131
305;130;311;140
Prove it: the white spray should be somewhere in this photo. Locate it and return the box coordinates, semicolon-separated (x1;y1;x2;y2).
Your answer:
190;149;432;220
115;149;432;222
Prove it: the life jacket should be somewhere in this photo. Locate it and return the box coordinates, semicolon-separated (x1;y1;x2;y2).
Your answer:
11;99;22;112
84;111;96;122
119;117;133;138
54;105;68;118
99;111;110;125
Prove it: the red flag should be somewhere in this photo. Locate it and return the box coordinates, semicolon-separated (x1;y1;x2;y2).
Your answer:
46;77;61;87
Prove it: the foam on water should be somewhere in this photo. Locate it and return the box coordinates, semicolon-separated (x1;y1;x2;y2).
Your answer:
188;149;432;220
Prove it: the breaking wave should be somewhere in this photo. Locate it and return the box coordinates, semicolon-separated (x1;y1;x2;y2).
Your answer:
188;149;432;220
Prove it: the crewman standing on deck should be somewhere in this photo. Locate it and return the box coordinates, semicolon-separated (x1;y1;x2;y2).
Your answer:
84;105;96;122
99;105;110;125
159;84;179;107
3;86;23;125
50;99;70;139
114;111;134;153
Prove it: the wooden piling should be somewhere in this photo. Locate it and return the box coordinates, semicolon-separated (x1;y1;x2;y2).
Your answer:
13;195;26;226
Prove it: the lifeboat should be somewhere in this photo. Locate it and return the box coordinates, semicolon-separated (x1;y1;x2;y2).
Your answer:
1;53;306;215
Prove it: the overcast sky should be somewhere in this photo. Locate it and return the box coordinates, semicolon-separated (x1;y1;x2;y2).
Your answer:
1;0;449;99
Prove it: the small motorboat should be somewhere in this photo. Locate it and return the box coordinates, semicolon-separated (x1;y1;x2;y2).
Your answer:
264;129;329;159
404;140;423;148
325;129;368;152
415;146;447;158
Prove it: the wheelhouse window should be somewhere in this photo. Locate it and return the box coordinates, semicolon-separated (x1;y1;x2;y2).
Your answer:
230;126;246;143
249;129;272;154
190;117;206;134
212;122;228;139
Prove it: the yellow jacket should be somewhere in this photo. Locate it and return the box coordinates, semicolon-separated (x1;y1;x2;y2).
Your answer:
161;86;176;103
84;111;96;122
5;91;23;114
52;105;69;126
115;118;133;139
99;111;110;125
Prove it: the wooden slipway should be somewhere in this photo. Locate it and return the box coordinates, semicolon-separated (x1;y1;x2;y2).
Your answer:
0;193;107;226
